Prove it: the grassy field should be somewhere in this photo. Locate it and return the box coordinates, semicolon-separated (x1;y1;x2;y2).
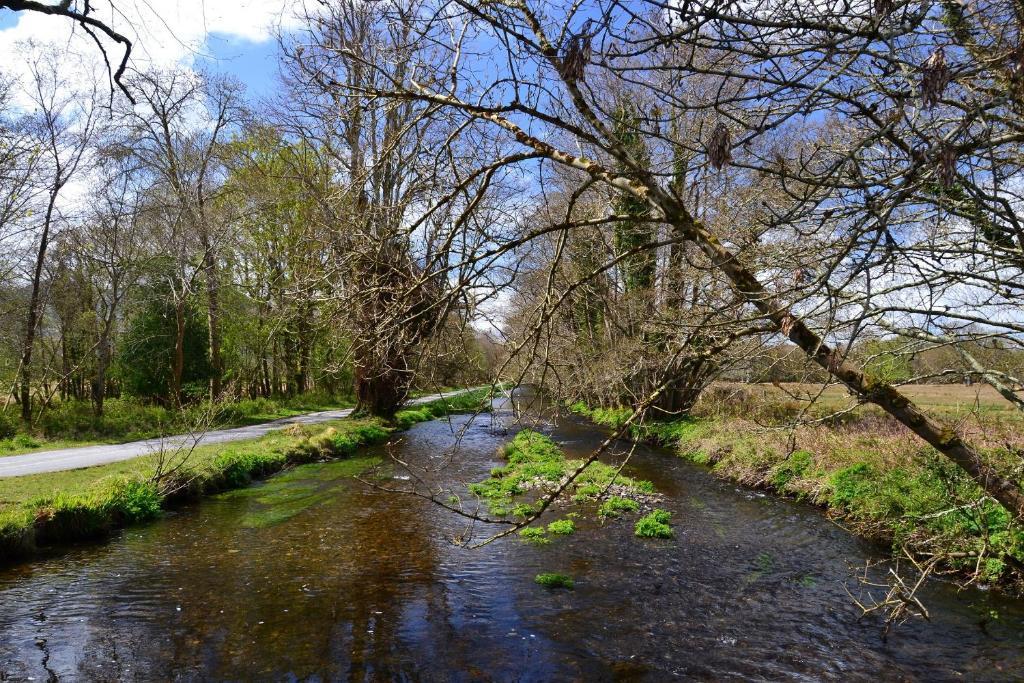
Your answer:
570;382;1024;592
720;382;1019;416
0;394;357;458
0;389;493;562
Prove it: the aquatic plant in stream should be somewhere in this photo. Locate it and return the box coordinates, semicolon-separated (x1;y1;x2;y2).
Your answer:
519;526;550;545
635;509;673;538
469;429;662;543
547;519;575;535
599;496;640;518
535;573;574;589
468;430;658;514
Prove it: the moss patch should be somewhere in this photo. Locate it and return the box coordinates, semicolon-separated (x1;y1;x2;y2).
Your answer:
546;518;575;535
519;526;550;545
598;496;640;518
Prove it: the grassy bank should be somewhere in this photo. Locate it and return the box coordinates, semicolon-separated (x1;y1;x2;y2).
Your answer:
0;389;492;564
569;386;1024;592
0;393;357;457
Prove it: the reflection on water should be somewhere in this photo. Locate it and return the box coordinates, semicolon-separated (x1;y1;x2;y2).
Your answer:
1;392;1023;681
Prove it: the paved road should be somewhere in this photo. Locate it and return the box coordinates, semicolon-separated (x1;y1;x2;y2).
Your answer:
0;389;479;478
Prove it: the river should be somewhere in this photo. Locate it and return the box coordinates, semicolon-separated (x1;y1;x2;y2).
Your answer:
1;391;1022;680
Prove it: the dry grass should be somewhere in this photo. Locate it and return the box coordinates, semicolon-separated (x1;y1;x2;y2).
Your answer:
710;382;1019;417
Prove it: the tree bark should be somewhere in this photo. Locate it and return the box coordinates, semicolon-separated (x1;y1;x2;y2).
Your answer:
19;186;60;424
172;299;186;407
354;352;412;418
203;248;223;399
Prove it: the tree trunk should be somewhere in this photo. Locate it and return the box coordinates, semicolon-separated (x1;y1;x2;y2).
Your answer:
261;355;271;398
92;326;111;417
354;352;412;418
172;299;186;407
60;329;70;402
283;332;297;397
271;337;281;397
19;187;60;424
203;249;223;400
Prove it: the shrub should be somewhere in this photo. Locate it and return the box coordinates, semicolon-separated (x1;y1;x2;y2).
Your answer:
0;411;17;439
13;434;40;449
635;509;673;538
829;463;876;509
104;478;162;524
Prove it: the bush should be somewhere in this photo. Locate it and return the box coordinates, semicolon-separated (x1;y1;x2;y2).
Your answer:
829;463;876;509
104;478;162;524
0;410;17;439
635;509;673;538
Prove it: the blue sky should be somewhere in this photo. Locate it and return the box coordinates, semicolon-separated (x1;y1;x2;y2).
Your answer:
198;32;281;101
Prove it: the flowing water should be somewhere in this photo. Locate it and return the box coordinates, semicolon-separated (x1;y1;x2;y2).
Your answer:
1;392;1022;681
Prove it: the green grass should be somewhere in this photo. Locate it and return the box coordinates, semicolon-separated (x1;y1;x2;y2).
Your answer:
534;572;574;589
0;393;357;457
634;509;673;538
0;389;492;564
393;389;491;430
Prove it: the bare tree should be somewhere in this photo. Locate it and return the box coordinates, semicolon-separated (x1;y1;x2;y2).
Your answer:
70;150;148;415
340;0;1024;519
120;68;244;401
14;46;100;423
281;0;522;416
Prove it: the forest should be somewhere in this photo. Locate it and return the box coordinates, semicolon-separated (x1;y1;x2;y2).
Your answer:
1;0;1024;675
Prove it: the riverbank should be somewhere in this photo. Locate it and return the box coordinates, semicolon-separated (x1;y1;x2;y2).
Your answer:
0;389;492;564
569;385;1024;594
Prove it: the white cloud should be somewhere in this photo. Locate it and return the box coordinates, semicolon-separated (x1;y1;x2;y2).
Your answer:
0;0;302;82
0;2;305;238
